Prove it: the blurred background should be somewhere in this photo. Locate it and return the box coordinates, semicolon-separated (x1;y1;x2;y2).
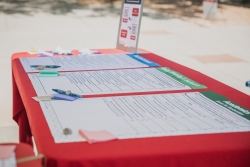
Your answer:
0;0;250;143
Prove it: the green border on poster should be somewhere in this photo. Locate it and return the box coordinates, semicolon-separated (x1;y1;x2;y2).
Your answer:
201;91;250;121
156;67;207;89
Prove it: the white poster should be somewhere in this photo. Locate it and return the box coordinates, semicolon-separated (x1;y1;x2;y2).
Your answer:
28;68;197;96
19;53;154;72
38;92;250;143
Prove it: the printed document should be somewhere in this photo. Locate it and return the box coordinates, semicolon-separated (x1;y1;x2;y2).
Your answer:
39;92;250;143
20;53;159;72
0;153;16;167
28;68;206;96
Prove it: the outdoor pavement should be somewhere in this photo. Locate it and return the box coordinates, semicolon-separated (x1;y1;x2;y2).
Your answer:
0;0;250;143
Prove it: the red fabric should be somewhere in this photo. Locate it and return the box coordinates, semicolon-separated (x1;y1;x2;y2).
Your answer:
12;49;250;167
15;143;43;167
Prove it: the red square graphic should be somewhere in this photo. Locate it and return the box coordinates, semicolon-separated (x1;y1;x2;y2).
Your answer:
130;36;136;40
132;8;139;16
121;30;127;38
123;18;128;23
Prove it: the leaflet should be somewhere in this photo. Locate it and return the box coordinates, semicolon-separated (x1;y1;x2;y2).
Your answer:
39;91;250;143
28;67;206;96
20;53;159;72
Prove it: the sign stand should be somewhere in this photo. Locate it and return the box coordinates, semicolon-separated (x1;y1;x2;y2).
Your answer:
116;0;145;53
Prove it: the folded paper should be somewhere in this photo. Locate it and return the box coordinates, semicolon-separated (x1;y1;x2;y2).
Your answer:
79;129;118;144
51;94;78;101
32;93;78;102
28;46;39;55
78;48;92;55
78;48;101;55
38;49;53;57
53;46;72;55
32;96;53;102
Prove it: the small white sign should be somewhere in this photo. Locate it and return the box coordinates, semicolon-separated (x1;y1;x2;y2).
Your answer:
116;0;144;53
203;0;218;18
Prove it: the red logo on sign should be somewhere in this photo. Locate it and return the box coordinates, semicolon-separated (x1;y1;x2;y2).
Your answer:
121;30;127;38
132;8;139;16
130;36;136;40
123;18;128;23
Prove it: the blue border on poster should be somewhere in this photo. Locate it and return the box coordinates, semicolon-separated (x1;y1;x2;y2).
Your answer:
126;54;160;67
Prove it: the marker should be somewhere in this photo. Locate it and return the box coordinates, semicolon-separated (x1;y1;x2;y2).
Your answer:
30;65;61;68
52;89;83;98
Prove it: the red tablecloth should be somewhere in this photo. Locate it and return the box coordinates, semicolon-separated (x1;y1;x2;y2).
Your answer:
12;49;250;167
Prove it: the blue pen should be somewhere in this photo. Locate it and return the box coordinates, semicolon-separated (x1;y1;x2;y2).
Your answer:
30;65;61;68
52;89;83;98
91;51;102;54
246;80;250;87
51;51;72;55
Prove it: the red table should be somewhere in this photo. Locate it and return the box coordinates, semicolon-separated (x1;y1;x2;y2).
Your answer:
12;49;250;167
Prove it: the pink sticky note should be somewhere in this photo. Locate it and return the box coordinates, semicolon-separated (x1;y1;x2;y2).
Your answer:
79;129;118;144
0;145;16;159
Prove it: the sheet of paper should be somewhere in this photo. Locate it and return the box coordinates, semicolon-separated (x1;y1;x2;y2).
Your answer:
0;153;16;167
0;145;16;159
20;53;158;72
28;67;206;96
38;91;250;143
